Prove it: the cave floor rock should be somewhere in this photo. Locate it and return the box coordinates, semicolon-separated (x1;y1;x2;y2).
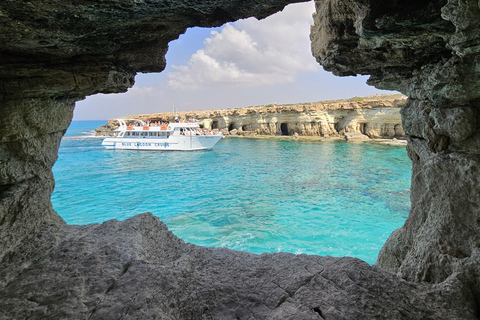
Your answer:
0;213;475;320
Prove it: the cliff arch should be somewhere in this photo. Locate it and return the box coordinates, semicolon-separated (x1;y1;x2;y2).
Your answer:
0;0;479;318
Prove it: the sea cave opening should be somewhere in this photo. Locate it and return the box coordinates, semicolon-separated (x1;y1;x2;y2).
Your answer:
361;123;367;134
6;0;480;316
64;1;408;264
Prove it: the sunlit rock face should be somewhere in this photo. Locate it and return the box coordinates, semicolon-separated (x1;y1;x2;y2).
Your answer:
311;0;480;288
100;95;406;138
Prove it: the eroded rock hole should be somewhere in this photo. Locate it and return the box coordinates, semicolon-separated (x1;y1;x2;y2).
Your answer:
313;307;323;317
280;123;289;135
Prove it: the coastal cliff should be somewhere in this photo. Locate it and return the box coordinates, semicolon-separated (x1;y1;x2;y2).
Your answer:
97;94;406;139
1;0;480;319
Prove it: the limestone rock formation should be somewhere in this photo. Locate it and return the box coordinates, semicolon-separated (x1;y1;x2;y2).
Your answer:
99;94;407;139
1;0;480;318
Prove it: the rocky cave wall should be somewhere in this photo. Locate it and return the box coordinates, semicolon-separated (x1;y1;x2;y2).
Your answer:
1;0;480;318
311;0;480;285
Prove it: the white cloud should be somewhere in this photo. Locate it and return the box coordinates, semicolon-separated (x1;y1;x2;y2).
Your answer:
75;0;396;120
168;1;318;90
127;86;155;95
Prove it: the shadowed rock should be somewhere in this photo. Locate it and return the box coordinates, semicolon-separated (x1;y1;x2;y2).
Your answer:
0;213;475;319
1;0;480;318
311;0;480;312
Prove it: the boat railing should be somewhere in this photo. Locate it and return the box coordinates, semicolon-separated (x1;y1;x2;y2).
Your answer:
116;118;147;127
113;119;223;136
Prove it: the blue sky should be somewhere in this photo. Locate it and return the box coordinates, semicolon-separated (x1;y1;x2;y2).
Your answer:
74;1;395;120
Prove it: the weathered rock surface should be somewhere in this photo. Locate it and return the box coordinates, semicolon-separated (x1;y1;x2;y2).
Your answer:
0;213;476;320
311;0;480;306
0;0;304;101
0;99;72;261
100;94;407;139
1;0;480;318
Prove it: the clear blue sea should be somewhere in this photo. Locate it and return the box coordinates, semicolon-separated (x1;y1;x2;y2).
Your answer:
52;120;411;264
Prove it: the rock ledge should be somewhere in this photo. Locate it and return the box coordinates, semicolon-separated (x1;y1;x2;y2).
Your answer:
0;213;475;319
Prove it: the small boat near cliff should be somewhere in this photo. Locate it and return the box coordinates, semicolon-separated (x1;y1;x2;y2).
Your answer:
101;119;223;151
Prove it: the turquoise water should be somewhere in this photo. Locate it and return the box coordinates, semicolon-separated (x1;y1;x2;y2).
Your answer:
52;120;411;264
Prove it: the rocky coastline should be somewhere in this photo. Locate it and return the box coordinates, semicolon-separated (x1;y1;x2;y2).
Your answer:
96;94;407;141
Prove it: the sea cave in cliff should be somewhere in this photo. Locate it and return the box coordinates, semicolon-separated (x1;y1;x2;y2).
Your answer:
1;0;479;319
281;123;289;135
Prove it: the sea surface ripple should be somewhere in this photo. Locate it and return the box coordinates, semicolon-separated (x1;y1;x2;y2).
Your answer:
52;121;411;264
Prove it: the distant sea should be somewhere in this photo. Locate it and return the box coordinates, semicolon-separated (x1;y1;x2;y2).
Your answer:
52;120;411;264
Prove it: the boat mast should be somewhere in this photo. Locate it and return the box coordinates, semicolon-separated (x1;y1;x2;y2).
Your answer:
173;104;179;123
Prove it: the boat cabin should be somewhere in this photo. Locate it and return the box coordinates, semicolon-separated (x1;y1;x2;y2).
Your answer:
112;119;205;138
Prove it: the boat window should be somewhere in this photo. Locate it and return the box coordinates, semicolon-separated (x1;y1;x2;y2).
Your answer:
141;132;148;136
125;132;130;136
133;132;139;136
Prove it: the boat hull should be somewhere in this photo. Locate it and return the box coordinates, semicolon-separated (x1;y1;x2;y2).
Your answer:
101;135;222;151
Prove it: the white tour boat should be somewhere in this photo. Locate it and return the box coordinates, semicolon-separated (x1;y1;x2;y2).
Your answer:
101;119;223;151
